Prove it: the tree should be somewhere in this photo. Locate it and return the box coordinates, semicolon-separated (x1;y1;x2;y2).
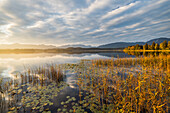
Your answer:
143;43;148;50
128;46;131;50
139;45;143;50
155;43;159;50
135;44;140;50
148;45;152;50
151;41;155;50
130;46;135;50
160;40;167;50
168;41;170;49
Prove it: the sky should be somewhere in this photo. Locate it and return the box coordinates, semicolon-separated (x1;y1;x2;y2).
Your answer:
0;0;169;46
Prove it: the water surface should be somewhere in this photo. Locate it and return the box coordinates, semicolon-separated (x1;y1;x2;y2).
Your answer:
0;52;134;113
0;52;133;80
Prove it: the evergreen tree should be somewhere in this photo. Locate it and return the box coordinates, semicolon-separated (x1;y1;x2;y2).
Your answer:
143;43;148;50
151;41;155;50
155;43;159;50
160;40;167;50
128;46;131;50
148;45;152;50
130;46;135;50
135;44;140;50
168;41;170;49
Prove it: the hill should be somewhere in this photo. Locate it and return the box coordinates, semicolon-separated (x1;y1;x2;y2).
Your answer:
98;42;145;48
146;37;170;45
57;44;93;48
0;38;169;49
98;38;170;48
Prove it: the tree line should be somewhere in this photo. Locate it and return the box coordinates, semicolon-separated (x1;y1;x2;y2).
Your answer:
124;40;170;50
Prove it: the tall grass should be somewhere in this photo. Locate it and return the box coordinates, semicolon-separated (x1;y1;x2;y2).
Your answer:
64;55;170;112
0;64;65;113
0;55;169;112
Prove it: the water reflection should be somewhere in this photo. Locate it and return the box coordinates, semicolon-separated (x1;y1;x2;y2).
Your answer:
0;52;131;80
124;51;170;57
1;52;169;112
0;52;133;112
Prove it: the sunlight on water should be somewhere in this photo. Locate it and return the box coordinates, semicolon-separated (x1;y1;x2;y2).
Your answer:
0;53;112;80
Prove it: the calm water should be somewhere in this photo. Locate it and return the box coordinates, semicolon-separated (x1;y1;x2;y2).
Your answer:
0;52;134;80
1;52;169;112
0;52;135;113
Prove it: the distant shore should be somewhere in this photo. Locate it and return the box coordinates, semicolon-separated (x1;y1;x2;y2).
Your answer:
0;48;124;54
1;48;169;54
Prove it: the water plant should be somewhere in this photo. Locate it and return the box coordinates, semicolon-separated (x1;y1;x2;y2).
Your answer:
0;64;66;113
63;54;170;112
1;54;169;113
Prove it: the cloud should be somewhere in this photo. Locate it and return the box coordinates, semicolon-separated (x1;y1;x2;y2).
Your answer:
101;1;140;20
0;23;14;38
0;0;169;45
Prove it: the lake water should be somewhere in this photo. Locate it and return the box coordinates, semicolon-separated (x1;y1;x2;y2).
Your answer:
1;51;169;113
0;52;135;113
0;52;134;80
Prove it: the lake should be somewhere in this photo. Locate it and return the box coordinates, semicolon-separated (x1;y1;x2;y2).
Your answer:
0;51;169;113
0;52;134;81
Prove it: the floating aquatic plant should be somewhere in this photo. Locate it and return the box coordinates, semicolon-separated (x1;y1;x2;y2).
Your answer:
1;55;170;113
63;55;170;112
8;82;68;113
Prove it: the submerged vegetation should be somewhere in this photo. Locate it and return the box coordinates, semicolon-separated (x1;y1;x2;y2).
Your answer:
0;54;170;112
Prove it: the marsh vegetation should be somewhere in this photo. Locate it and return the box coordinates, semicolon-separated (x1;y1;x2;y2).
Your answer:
0;53;169;113
63;55;169;113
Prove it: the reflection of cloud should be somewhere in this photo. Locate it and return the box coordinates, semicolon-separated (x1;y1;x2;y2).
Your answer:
0;65;7;74
0;53;110;60
0;65;17;80
0;53;109;80
66;73;78;89
0;0;169;45
0;92;13;101
0;53;57;60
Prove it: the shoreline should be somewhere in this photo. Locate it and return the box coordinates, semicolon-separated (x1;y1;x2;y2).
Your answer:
124;50;170;52
0;48;124;54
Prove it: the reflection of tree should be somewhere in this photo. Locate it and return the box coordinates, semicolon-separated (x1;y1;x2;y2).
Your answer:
143;52;148;57
124;51;169;57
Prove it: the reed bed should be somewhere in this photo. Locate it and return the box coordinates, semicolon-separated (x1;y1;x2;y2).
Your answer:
62;55;170;113
0;64;66;113
0;55;169;113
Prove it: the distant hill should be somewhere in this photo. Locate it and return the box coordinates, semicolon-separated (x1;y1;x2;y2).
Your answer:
57;44;93;48
0;43;57;49
98;42;145;48
0;38;169;50
146;37;170;45
98;38;170;48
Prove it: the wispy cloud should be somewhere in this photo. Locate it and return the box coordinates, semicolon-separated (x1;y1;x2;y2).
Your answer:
101;1;140;20
0;0;169;45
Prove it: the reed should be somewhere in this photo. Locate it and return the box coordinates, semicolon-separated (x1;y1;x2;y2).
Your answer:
0;55;169;112
0;64;66;113
62;54;170;112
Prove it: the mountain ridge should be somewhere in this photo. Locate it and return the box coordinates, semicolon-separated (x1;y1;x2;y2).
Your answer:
98;37;170;48
0;37;169;49
57;44;93;48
